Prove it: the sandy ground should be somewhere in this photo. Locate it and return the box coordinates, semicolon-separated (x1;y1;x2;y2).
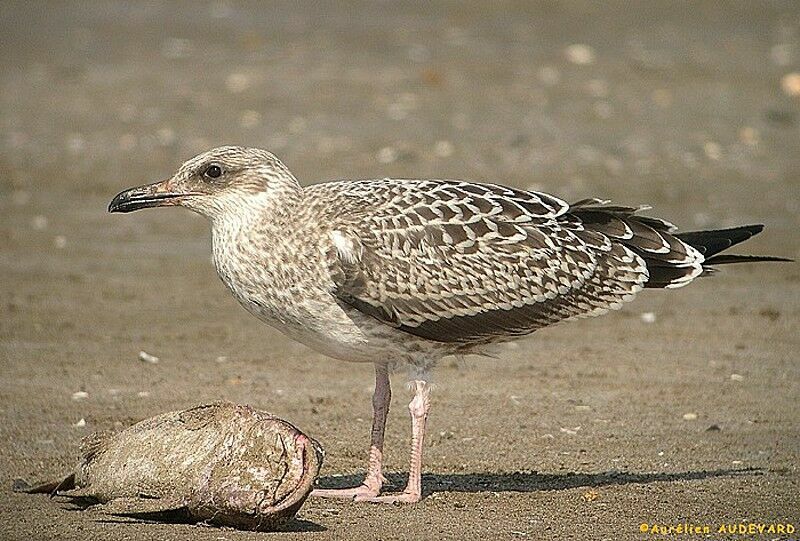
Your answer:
1;2;799;540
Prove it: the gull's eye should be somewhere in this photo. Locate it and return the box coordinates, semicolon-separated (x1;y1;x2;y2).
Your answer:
203;164;223;179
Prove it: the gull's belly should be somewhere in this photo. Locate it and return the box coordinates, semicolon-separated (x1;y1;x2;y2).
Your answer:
236;289;449;365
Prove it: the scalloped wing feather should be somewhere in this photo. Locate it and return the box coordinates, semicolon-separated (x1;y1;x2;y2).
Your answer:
310;180;656;344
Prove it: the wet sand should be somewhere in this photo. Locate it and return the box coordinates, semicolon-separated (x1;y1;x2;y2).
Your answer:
1;2;798;539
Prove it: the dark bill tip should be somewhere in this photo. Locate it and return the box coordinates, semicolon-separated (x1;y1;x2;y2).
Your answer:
108;181;188;213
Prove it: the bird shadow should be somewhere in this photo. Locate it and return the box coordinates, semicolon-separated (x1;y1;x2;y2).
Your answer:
316;467;762;497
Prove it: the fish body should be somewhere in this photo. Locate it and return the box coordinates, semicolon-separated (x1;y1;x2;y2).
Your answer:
18;402;323;531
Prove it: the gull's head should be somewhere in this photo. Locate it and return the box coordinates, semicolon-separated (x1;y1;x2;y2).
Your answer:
108;146;299;219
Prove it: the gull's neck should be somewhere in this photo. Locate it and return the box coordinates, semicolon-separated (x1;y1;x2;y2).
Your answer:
209;183;312;328
210;183;303;248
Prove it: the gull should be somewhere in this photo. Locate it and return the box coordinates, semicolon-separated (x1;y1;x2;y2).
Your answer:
109;146;788;503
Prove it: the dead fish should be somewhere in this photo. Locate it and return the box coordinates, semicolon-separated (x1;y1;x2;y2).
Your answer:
15;401;323;531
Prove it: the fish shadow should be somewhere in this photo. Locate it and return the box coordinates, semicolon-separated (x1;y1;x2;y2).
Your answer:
317;467;763;497
57;501;326;533
90;516;326;533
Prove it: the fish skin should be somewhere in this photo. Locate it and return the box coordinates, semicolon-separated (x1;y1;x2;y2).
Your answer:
16;401;323;531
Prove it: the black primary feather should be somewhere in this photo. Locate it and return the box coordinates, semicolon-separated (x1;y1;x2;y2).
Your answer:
676;225;792;267
705;254;792;265
676;225;763;256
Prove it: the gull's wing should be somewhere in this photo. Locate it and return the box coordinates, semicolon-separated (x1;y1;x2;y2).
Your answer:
309;179;654;344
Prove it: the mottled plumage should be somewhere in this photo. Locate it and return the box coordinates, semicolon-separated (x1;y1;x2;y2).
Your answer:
312;180;657;345
109;146;788;503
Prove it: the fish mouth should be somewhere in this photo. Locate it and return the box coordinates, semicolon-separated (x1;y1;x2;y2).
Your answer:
255;431;323;523
108;180;202;213
296;433;325;465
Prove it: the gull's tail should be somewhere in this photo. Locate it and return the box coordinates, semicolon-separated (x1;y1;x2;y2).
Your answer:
676;225;790;267
570;200;792;289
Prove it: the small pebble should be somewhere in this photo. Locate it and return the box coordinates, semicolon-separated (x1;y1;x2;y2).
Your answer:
138;350;160;364
693;212;711;227
682;412;698;421
407;44;430;63
157;127;176;146
730;373;744;381
119;133;137;151
706;424;721;432
66;133;86;153
208;0;233;18
216;356;228;363
118;103;137;123
377;146;397;164
770;44;793;66
565;44;595;65
581;489;599;502
73;418;87;428
31;215;48;230
386;102;408;120
420;67;444;86
585;79;608;98
780;72;800;97
704;141;722;161
451;112;469;130
240;110;261;129
288;116;306;134
137;391;150;398
54;235;67;249
738;126;758;146
537;66;560;86
12;190;30;206
434;140;454;158
8;130;28;148
593;101;613;119
759;307;780;322
445;26;467;46
71;391;89;401
604;157;623;176
640;312;656;323
225;72;250;93
559;426;581;435
161;37;192;59
651;89;673;107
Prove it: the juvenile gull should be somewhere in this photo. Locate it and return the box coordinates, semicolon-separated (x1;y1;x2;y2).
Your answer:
109;146;789;503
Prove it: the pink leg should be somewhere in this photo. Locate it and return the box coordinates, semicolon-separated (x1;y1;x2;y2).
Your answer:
311;362;391;499
359;379;431;504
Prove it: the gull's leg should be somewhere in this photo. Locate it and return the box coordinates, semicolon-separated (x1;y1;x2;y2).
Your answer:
359;379;431;504
312;362;391;499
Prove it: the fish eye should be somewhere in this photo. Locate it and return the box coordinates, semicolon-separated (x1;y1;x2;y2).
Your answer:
203;164;223;179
